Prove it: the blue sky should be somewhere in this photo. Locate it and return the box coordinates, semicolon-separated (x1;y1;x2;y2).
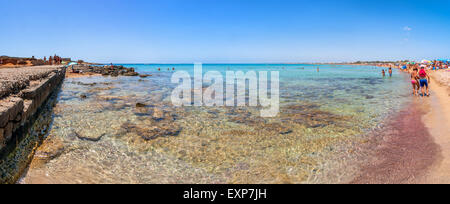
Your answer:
1;0;449;63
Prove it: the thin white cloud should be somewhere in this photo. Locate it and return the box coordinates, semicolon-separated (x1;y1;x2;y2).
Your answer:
403;26;412;31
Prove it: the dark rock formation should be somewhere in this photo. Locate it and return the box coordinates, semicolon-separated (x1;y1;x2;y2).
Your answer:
135;103;147;108
69;65;141;77
70;131;104;142
139;74;152;78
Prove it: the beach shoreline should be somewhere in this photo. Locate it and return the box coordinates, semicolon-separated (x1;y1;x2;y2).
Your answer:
351;70;450;184
5;63;449;184
58;64;450;184
414;72;450;183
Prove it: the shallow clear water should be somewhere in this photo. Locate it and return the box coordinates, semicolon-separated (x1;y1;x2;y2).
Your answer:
21;64;411;184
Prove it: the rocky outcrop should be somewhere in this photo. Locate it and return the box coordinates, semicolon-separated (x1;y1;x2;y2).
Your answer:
70;65;140;77
0;66;66;184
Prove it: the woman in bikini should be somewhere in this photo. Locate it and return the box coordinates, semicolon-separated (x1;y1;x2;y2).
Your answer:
410;68;419;96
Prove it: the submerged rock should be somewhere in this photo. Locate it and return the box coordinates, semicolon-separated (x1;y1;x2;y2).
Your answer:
122;107;182;141
69;130;105;142
76;82;97;86
139;74;152;78
123;72;139;76
152;107;164;121
122;122;182;141
30;135;65;167
281;104;350;128
136;103;147;108
140;126;182;141
280;130;293;135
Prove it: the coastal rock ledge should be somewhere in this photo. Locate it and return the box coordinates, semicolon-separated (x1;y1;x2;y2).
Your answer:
0;66;66;184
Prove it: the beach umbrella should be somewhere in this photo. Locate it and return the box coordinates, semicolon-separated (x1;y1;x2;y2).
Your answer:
421;59;432;64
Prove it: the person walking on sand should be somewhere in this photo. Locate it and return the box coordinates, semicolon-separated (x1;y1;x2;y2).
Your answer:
411;68;419;96
418;66;431;97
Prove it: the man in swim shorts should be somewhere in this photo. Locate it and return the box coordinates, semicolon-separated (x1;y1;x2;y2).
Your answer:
418;66;431;97
388;67;393;77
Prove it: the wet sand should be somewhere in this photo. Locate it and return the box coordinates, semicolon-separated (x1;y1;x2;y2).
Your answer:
352;73;450;184
415;75;450;183
351;100;440;184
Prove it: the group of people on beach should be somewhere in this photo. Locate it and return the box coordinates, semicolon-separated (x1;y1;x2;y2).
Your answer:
405;60;449;97
382;65;431;97
381;60;449;97
381;67;393;77
409;65;431;97
44;55;63;65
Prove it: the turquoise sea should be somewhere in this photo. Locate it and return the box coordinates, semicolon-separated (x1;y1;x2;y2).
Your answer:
21;64;411;183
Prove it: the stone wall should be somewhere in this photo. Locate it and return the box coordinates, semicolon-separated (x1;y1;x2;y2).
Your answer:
0;66;66;183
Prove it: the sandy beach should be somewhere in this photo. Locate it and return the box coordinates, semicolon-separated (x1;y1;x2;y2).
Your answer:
352;70;450;184
415;71;450;183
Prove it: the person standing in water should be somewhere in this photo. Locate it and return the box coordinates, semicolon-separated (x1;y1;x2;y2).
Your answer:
382;69;386;77
388;67;393;77
418;66;431;97
410;68;419;96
